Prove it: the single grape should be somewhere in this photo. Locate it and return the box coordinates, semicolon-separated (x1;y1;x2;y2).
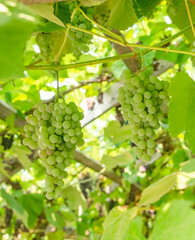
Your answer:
141;153;150;162
46;191;55;200
147;139;155;148
49;134;58;144
137;140;146;150
147;148;155;156
144;91;152;99
51;168;61;177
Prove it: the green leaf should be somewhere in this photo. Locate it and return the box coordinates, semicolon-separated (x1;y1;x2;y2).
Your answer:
62;185;87;211
181;158;195;173
139;172;178;206
101;152;132;171
29;3;64;27
53;2;71;25
108;0;138;30
102;206;146;240
6;114;15;128
17;194;44;228
133;0;161;18
80;0;108;6
168;72;195;153
0;0;36;83
0;158;10;179
12;146;32;169
104;121;131;144
172;149;188;170
149;200;195;240
167;0;195;41
45;206;65;231
1;189;29;228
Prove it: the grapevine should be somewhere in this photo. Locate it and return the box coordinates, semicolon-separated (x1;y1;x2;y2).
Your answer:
23;99;84;200
118;69;169;162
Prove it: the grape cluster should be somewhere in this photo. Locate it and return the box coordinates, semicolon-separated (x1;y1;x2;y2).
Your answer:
68;2;94;56
36;32;55;63
118;69;169;162
23;100;84;199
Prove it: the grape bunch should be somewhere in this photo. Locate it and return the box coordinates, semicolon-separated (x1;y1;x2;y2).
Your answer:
36;32;55;63
118;69;169;162
23;100;84;200
68;2;94;56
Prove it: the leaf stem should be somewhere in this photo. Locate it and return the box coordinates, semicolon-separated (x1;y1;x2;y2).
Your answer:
184;0;195;38
77;6;124;42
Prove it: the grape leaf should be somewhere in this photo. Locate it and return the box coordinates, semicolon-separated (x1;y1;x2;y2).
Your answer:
80;0;108;6
139;173;178;206
149;200;195;240
133;0;161;18
0;0;36;83
108;0;138;30
101;152;132;171
2;189;29;228
45;206;65;231
167;0;195;41
104;121;131;144
29;3;64;27
168;72;195;153
102;206;146;240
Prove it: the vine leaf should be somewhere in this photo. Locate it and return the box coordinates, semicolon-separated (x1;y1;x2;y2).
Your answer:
139;173;178;206
167;0;195;41
149;200;195;240
29;3;64;27
0;0;36;83
133;0;161;18
108;0;138;30
1;189;29;228
168;72;195;153
102;206;146;240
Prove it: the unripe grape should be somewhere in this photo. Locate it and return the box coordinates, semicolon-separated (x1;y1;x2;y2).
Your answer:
148;106;156;114
147;148;155;156
159;91;167;99
56;155;64;163
47;156;56;165
138;128;146;137
52;168;61;177
38;103;46;113
131;135;139;144
144;91;152;99
49;134;58;143
141;153;150;162
137;140;146;150
46;192;55;200
147;139;155;148
146;114;153;122
133;93;142;102
46;183;54;192
134;147;143;156
145;99;153;108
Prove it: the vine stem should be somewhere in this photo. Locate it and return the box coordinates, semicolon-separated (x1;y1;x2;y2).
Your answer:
77;6;124;42
184;0;195;38
67;24;195;56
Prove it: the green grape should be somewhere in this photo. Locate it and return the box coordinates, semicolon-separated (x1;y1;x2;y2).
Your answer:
147;139;155;148
137;87;145;94
155;81;163;90
147;84;155;91
146;114;153;122
49;134;58;144
38;120;47;127
55;129;63;135
51;168;61;177
152;90;159;98
55;122;62;129
148;106;156;114
137;140;146;150
46;183;54;192
56;155;64;163
47;156;56;165
38;103;46;113
61;150;69;158
149;75;158;84
131;77;140;87
28;140;38;150
42;112;50;120
56;180;64;187
63;121;71;129
46;192;55;200
45;175;54;184
46;104;54;113
145;128;154;137
60;102;67;109
65;159;71;167
38;150;47;159
138;128;145;137
137;71;145;80
46;148;54;156
64;135;70;142
48;126;55;134
46;165;55;175
55;187;63;196
133;93;142;102
139;111;147;119
56;163;66;171
68;129;75;136
70;136;78;144
150;119;158;127
131;135;139;144
56;115;63;122
65;107;73;114
72;113;80;121
30;116;38;126
134;147;143;156
135;102;145;111
133;115;141;123
76;138;84;147
32;133;38;141
78;43;89;53
144;91;152;99
132;126;139;134
58;171;68;179
157;112;164;121
145;99;153;108
147;148;155;156
159;91;167;99
141;153;150;162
